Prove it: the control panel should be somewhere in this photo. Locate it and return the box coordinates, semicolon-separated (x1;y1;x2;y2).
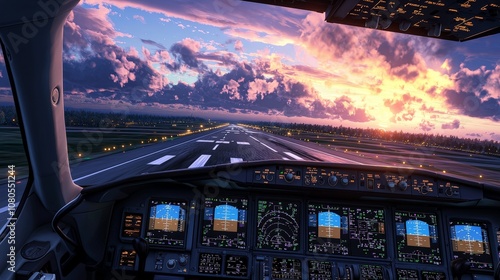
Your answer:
103;162;497;280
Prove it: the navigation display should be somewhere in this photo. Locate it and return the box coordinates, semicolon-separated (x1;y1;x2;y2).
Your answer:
395;210;441;265
450;220;493;270
256;199;300;251
145;199;188;247
201;197;248;249
308;203;386;258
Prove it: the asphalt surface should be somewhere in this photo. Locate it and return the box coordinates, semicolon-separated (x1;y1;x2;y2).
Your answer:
1;124;499;225
69;124;365;186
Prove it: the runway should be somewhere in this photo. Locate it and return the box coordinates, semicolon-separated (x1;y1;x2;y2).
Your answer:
1;124;499;223
69;124;364;186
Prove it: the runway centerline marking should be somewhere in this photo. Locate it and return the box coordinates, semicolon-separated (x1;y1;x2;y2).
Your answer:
147;155;176;165
250;136;278;153
237;142;250;145
230;158;243;163
284;152;303;160
212;144;219;151
189;154;211;168
196;140;215;143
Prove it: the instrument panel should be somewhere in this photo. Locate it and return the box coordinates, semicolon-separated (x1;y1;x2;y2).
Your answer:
104;162;500;279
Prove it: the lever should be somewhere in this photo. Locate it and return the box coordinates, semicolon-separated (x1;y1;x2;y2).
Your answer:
451;258;470;280
133;237;149;278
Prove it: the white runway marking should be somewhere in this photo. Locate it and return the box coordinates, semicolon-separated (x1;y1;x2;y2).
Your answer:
284;152;303;160
73;128;226;182
268;135;362;164
147;155;176;165
237;142;250;145
196;139;215;143
212;144;219;150
216;141;230;144
250;136;278;152
230;158;243;163
283;157;290;160
189;154;211;168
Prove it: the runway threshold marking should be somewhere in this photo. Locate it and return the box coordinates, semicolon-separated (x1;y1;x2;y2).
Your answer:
189;154;212;168
73;128;225;182
147;155;176;165
237;142;250;145
250;136;278;153
230;158;243;163
284;152;303;160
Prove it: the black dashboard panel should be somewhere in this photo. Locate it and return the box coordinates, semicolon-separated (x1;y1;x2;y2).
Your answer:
97;161;500;279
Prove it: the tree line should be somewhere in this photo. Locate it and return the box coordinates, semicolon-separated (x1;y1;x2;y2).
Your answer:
251;122;500;156
0;106;210;128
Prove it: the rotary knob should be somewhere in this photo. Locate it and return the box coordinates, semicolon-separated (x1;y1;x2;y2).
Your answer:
179;256;187;266
420;185;429;194
328;175;338;186
166;259;176;269
317;176;325;185
284;172;294;183
445;187;454;196
304;175;311;185
387;181;395;192
398;181;408;191
341;177;349;186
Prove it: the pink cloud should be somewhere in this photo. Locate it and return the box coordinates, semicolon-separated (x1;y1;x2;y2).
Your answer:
234;40;243;51
247;78;279;101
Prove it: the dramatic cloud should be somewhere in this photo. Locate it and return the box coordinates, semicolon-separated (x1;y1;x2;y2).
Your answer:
0;0;482;139
441;119;460;129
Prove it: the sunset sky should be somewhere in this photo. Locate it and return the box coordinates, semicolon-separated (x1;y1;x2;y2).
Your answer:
0;0;499;140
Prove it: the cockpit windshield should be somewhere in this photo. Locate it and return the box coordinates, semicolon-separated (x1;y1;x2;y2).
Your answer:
1;0;499;188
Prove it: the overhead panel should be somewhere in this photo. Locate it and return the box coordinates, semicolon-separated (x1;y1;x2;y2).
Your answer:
243;0;500;41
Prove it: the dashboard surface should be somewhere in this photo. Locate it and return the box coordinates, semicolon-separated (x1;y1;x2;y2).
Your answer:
94;161;500;279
